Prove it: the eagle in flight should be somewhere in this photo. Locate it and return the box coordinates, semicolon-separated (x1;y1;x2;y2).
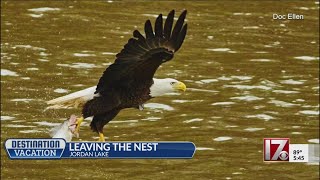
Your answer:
47;10;188;141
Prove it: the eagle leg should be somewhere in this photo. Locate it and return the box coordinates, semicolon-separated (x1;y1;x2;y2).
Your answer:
98;133;105;142
91;109;121;142
74;116;84;135
138;104;144;111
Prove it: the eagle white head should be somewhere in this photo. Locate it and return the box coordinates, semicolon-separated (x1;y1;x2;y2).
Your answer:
150;78;187;97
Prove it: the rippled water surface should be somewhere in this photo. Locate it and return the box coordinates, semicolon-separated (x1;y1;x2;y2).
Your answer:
1;1;319;179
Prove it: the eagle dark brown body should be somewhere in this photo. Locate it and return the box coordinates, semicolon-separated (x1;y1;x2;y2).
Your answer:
82;80;154;133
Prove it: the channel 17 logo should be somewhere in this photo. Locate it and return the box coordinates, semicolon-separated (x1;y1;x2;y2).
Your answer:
263;138;289;161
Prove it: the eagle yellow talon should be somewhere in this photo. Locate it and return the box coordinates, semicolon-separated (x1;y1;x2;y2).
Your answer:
75;117;84;134
98;133;105;142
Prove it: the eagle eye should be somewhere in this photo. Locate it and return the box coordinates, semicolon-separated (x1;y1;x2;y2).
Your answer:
170;82;175;85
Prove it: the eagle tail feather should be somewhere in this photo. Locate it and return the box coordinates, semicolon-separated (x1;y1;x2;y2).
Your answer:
46;86;96;110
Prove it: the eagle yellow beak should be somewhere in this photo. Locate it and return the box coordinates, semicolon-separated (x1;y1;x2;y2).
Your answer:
173;81;187;92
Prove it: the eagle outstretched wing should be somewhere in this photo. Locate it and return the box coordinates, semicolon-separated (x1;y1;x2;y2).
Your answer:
95;10;188;94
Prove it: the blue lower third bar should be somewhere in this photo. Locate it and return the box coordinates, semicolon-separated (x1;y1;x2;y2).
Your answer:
63;142;196;159
5;139;196;159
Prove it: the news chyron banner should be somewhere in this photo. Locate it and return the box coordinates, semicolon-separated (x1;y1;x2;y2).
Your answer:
5;139;196;159
263;138;319;163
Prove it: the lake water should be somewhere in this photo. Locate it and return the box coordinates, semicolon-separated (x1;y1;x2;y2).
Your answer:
1;1;319;179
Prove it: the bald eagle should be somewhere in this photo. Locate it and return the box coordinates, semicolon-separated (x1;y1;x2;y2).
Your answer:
47;10;188;141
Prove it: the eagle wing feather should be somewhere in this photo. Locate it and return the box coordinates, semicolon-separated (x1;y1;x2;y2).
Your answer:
95;10;188;94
